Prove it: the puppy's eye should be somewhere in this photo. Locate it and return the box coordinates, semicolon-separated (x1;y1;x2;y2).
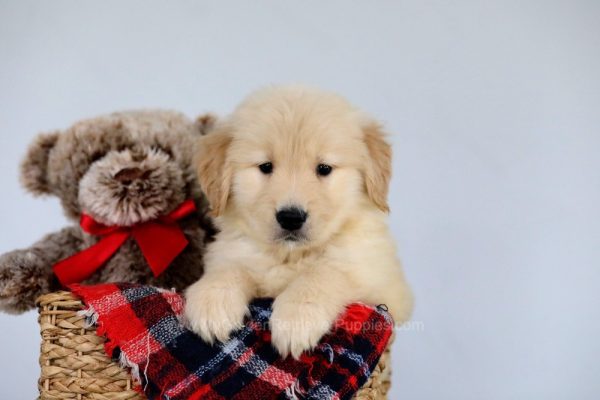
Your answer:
258;162;273;174
316;163;333;177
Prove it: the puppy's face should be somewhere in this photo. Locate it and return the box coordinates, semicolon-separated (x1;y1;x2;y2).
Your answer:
198;87;391;250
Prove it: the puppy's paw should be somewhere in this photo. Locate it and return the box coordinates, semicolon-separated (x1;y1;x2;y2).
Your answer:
270;297;336;359
184;280;249;344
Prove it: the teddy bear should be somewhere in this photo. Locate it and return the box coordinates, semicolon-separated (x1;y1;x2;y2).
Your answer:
0;110;216;313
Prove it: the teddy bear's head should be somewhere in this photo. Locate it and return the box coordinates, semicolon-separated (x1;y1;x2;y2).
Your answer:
20;110;214;226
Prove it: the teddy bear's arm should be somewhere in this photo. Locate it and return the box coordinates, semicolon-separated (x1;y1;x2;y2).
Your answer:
0;226;84;314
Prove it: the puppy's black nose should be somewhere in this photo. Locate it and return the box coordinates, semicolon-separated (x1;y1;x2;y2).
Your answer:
276;207;308;231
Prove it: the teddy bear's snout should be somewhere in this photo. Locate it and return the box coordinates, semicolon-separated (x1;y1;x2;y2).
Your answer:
114;167;149;185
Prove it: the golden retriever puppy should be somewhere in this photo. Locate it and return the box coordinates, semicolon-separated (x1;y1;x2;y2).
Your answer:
185;85;412;358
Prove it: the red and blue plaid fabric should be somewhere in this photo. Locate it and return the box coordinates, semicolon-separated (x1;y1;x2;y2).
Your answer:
70;283;393;400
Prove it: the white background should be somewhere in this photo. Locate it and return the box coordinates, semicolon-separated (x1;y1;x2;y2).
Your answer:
1;1;599;398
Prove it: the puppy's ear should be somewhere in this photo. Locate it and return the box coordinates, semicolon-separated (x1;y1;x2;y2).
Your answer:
362;123;392;212
196;126;233;216
20;131;60;195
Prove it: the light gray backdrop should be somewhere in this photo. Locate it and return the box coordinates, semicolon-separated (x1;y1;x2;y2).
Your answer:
1;1;598;398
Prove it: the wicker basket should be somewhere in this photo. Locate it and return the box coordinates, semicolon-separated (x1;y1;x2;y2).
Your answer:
37;291;392;400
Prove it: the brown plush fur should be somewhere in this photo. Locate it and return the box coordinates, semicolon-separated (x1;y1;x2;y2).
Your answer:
0;110;216;313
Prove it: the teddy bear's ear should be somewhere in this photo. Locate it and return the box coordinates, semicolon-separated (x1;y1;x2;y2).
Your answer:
20;131;60;195
195;113;218;136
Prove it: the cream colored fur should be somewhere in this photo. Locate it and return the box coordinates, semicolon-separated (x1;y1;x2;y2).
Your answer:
185;86;413;358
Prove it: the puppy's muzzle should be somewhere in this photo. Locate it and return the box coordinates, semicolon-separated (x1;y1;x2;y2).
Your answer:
276;207;308;231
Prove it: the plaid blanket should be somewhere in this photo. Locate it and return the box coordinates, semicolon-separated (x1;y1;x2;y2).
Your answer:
70;283;393;400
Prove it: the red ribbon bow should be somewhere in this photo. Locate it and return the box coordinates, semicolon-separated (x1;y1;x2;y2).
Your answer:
53;199;197;286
